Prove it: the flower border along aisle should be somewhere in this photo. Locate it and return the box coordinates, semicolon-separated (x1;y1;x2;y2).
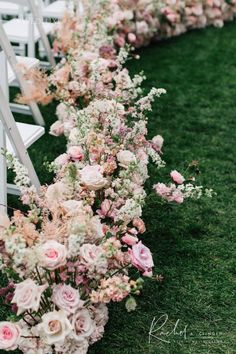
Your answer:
0;1;214;353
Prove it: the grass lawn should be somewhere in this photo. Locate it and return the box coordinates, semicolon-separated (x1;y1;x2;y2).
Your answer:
2;21;236;354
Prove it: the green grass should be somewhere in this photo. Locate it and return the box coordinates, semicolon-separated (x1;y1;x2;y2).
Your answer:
2;22;236;353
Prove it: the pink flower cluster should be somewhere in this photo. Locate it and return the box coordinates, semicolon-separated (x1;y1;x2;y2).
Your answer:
1;1;213;353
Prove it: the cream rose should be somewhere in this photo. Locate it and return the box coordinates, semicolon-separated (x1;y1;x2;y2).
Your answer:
39;240;67;270
0;322;21;351
52;284;81;314
80;165;107;190
72;309;94;341
117;150;136;168
12;279;48;315
37;310;72;345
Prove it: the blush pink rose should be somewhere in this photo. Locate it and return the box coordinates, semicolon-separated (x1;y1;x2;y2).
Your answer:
52;284;81;314
0;322;21;351
129;241;154;276
39;240;67;270
68;146;84;161
80;165;107;190
12;279;48;315
49;121;64;136
72;309;94;341
170;170;185;184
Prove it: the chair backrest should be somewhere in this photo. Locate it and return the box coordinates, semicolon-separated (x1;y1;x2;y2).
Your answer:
0;0;56;66
0;47;40;191
0;21;45;126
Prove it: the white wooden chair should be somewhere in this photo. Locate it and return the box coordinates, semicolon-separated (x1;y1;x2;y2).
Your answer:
0;47;44;205
0;1;26;20
0;20;45;126
0;0;56;66
41;0;75;20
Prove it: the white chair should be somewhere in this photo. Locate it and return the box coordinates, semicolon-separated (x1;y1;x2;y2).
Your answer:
0;20;45;126
0;47;44;204
0;1;26;19
41;0;75;20
0;0;56;66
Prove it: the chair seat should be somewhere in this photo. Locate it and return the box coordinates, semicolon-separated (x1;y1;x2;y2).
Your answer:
6;122;45;155
7;56;40;84
42;0;74;19
3;19;54;44
0;2;27;16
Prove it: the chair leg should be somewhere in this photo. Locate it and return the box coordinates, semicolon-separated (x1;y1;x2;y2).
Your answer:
0;121;7;212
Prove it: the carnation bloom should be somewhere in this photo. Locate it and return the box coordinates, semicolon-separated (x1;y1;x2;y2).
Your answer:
129;241;154;276
39;240;67;270
0;322;21;351
170;170;185;184
12;279;48;315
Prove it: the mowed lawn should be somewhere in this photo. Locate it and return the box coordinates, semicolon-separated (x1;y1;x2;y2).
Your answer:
2;21;236;354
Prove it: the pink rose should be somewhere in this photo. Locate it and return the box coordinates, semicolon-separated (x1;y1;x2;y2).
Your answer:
170;170;185;184
12;279;47;315
0;322;21;351
80;165;107;190
129;241;154;276
39;240;67;270
122;234;138;246
68;146;84;161
72;309;94;341
128;33;136;43
52;284;82;314
54;153;69;167
49;121;64;136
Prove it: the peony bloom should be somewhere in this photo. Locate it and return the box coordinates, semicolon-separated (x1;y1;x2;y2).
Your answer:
117;150;136;168
52;284;81;314
170;170;185;184
0;322;21;351
129;241;154;276
38;240;67;270
68;145;84;161
12;279;48;315
72;309;94;341
37;310;72;345
80;165;107;190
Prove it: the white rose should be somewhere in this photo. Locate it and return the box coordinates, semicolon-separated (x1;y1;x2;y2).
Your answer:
117;150;136;168
45;182;69;205
72;309;94;341
52;284;81;314
80;165;107;190
39;240;67;270
12;279;48;315
37;310;72;345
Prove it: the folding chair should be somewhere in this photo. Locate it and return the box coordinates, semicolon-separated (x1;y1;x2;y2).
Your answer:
0;47;44;204
0;1;26;20
41;0;75;20
0;20;45;126
0;0;56;66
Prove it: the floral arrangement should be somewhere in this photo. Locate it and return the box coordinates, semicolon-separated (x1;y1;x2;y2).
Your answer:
0;1;214;353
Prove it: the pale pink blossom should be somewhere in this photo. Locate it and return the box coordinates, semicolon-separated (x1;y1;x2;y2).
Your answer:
68;146;84;161
129;241;154;276
0;322;21;351
80;165;107;190
52;284;81;314
12;279;47;315
170;170;185;184
39;240;67;270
